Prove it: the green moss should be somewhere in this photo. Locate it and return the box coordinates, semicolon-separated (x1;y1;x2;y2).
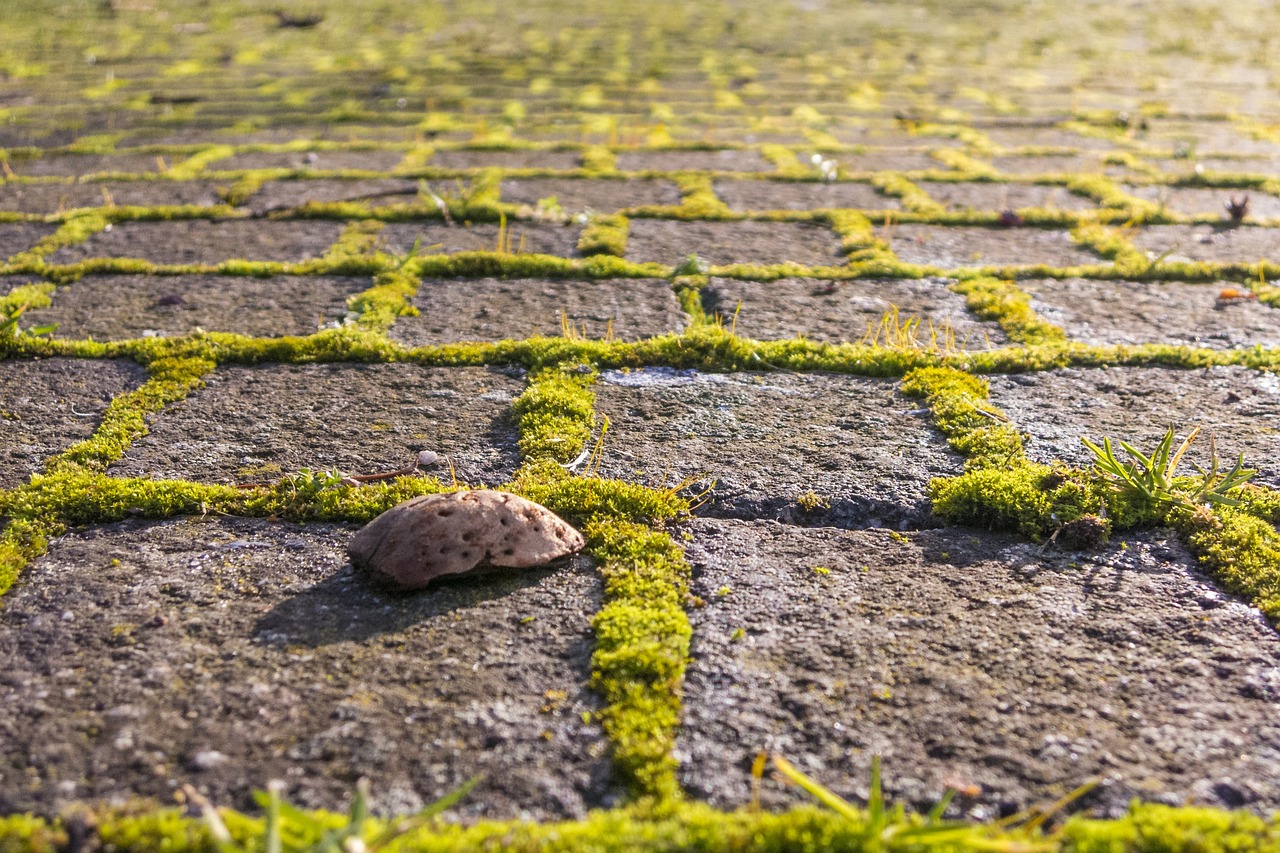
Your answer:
577;213;629;257
581;145;617;173
1177;505;1280;623
166;145;236;179
759;144;806;177
1062;801;1280;853
346;268;420;331
512;367;597;464
1070;221;1149;273
0;813;66;853
929;148;1000;178
947;276;1067;346
10;211;111;266
868;174;944;215
673;173;731;217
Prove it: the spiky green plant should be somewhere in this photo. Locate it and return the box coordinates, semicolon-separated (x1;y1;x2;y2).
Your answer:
1082;426;1254;510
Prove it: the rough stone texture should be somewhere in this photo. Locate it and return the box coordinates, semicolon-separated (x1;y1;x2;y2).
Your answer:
390;277;687;345
210;150;407;172
888;225;1105;268
702;276;1007;349
592;368;962;527
0;180;226;214
500;178;681;213
349;491;585;588
1121;185;1280;219
615;149;769;172
713;180;900;212
1021;278;1280;349
379;221;582;258
982;127;1117;150
915;181;1096;212
26;274;367;340
3;153;165;177
110;365;523;486
989;155;1103;175
838;151;944;173
0;517;610;818
46;220;345;266
1128;224;1280;263
246;178;419;214
987;366;1280;487
0;357;149;488
429;149;582;170
625;219;844;267
678;519;1280;818
0;222;58;259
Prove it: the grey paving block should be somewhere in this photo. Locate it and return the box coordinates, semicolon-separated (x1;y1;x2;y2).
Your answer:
615;149;769;172
27;274;367;340
3;153;165;177
210;149;406;172
499;178;681;213
379;221;582;258
592;369;961;527
915;181;1096;212
1128;224;1280;263
390;277;686;345
713;180;900;212
429;149;582;170
0;357;149;488
837;151;944;173
0;180;226;214
989;155;1104;175
678;519;1280;817
888;225;1104;268
987;366;1280;487
0;222;59;259
110;364;523;486
625;219;844;267
1121;185;1280;219
45;220;345;266
1022;278;1280;349
983;127;1117;151
703;276;1007;348
245;178;418;213
0;517;608;818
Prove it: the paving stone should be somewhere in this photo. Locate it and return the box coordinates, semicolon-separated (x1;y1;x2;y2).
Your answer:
0;222;58;259
45;220;345;266
379;221;582;258
1121;185;1280;219
3;153;165;177
615;149;769;172
429;149;582;170
1022;278;1280;350
888;225;1104;268
592;368;961;527
246;177;418;213
0;180;227;214
915;181;1096;212
625;219;844;267
1128;224;1280;263
0;357;149;488
702;276;1007;348
713;179;900;211
210;149;406;172
110;364;523;485
26;274;367;340
499;178;681;213
0;516;608;818
988;155;1104;175
982;127;1117;151
678;519;1280;817
987;366;1280;486
1193;157;1280;176
390;278;686;345
836;151;945;173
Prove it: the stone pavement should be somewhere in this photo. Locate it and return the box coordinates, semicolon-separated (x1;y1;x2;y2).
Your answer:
1;0;1280;836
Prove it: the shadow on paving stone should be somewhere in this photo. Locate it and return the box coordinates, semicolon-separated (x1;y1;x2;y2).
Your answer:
379;221;582;258
592;368;961;528
915;182;1096;213
615;149;768;173
46;220;346;266
247;178;418;214
109;365;523;485
1120;185;1280;219
0;222;59;260
429;150;582;170
702;277;1007;349
1128;224;1280;263
0;358;149;489
987;366;1280;487
499;178;681;214
390;278;687;345
713;180;901;212
625;220;843;268
27;274;368;340
0;517;610;818
0;181;226;215
1021;278;1280;350
677;519;1280;818
887;225;1105;269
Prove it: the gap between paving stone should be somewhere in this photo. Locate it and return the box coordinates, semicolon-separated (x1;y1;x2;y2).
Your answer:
624;219;843;267
108;364;523;486
677;519;1280;817
987;365;1280;487
378;221;582;258
886;224;1105;269
1128;224;1280;263
45;220;347;266
591;368;961;528
1020;278;1280;350
0;357;150;489
26;274;369;341
712;179;901;212
499;178;682;214
701;276;1008;349
0;516;610;819
389;277;687;346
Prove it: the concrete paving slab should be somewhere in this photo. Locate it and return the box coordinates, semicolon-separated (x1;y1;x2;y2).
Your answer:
702;276;1007;349
0;180;226;214
109;364;523;486
390;277;686;345
429;150;582;170
713;180;900;212
987;366;1280;486
499;178;681;213
0;223;60;260
888;225;1104;268
379;221;582;258
27;274;367;340
678;519;1280;817
988;155;1104;175
0;516;608;818
915;182;1096;212
625;219;844;267
46;220;345;266
1121;185;1280;219
0;357;149;488
592;368;961;527
615;149;769;173
1129;224;1280;263
246;178;418;213
211;150;406;172
3;153;165;177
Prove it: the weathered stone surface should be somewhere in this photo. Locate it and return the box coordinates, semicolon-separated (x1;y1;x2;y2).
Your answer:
888;225;1105;268
625;219;844;267
615;149;768;172
915;181;1096;212
378;221;582;258
500;178;681;213
1128;224;1280;263
350;490;585;589
46;220;345;266
1121;185;1280;218
713;179;900;211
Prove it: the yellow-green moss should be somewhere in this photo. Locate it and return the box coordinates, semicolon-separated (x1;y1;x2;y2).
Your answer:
513;367;597;464
947;277;1067;346
577;213;629;257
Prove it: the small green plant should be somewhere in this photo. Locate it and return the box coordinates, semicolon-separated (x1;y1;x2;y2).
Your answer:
0;303;58;339
674;252;708;275
1082;426;1254;510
